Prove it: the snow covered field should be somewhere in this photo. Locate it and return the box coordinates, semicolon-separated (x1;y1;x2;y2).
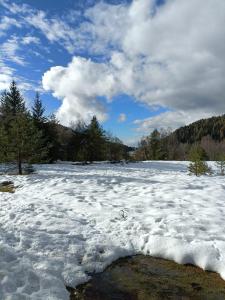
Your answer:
1;161;225;299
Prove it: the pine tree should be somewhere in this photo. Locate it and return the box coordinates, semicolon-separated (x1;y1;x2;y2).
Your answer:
0;82;47;174
1;114;47;174
150;129;162;160
32;92;46;124
86;116;107;162
188;145;211;176
2;81;26;116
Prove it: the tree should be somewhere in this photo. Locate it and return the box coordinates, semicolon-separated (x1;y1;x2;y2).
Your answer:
32;92;46;124
0;113;47;174
0;82;47;174
215;154;225;175
86;116;107;162
150;129;163;160
107;135;125;161
0;81;26;117
134;137;150;160
188;145;211;176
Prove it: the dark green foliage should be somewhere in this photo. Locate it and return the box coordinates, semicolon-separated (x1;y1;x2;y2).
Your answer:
0;82;47;174
135;114;225;161
107;136;126;161
134;129;171;160
84;116;107;162
174;115;225;144
32;92;46;124
150;129;161;160
0;83;137;167
0;81;26;116
0;113;47;174
69;116;109;162
188;145;211;176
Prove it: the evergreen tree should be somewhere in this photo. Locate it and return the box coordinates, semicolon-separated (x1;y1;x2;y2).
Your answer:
0;82;47;174
86;116;107;162
32;92;46;124
0;113;47;174
188;145;211;176
1;81;26;116
150;129;162;160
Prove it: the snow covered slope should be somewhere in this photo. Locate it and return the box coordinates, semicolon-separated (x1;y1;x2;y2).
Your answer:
1;161;225;299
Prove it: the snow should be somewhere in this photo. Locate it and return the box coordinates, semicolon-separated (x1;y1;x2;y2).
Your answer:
1;161;225;299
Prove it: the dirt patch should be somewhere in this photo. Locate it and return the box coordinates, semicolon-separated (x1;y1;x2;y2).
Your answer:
69;255;225;300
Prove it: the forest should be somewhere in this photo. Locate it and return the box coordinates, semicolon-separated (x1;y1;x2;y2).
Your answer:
1;81;225;176
0;81;132;174
134;117;225;161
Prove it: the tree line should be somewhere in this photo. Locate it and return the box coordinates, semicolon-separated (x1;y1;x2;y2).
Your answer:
134;120;225;162
0;81;131;174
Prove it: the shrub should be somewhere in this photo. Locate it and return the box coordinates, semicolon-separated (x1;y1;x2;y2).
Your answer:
188;145;211;176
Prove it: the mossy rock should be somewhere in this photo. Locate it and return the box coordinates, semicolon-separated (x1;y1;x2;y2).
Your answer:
69;255;225;300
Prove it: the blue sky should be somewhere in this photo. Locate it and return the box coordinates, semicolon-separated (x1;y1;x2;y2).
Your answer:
0;0;224;145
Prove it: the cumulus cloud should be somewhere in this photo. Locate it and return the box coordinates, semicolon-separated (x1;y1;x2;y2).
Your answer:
118;113;127;123
42;57;118;124
42;0;225;129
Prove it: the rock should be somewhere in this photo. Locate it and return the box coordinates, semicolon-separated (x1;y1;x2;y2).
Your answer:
69;255;225;300
0;181;15;193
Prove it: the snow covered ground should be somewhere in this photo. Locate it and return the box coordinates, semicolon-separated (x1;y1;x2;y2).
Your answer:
1;161;225;299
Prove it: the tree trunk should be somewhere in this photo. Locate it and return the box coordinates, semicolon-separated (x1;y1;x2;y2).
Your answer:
18;153;22;175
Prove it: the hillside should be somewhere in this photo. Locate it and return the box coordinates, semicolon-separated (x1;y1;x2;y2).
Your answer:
135;114;225;161
173;115;225;144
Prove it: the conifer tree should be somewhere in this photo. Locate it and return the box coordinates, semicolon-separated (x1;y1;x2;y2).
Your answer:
32;92;46;124
188;145;211;176
2;81;26;116
150;129;162;160
86;116;107;162
0;82;47;174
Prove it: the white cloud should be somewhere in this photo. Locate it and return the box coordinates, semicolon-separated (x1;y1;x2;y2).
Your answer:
1;0;224;132
134;110;213;133
42;0;225;130
1;0;78;53
118;113;127;123
24;11;77;53
0;16;21;36
0;0;30;14
42;57;118;125
0;60;14;90
1;36;26;65
21;36;40;45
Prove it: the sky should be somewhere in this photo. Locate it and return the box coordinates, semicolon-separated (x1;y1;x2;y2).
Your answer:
0;0;225;145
